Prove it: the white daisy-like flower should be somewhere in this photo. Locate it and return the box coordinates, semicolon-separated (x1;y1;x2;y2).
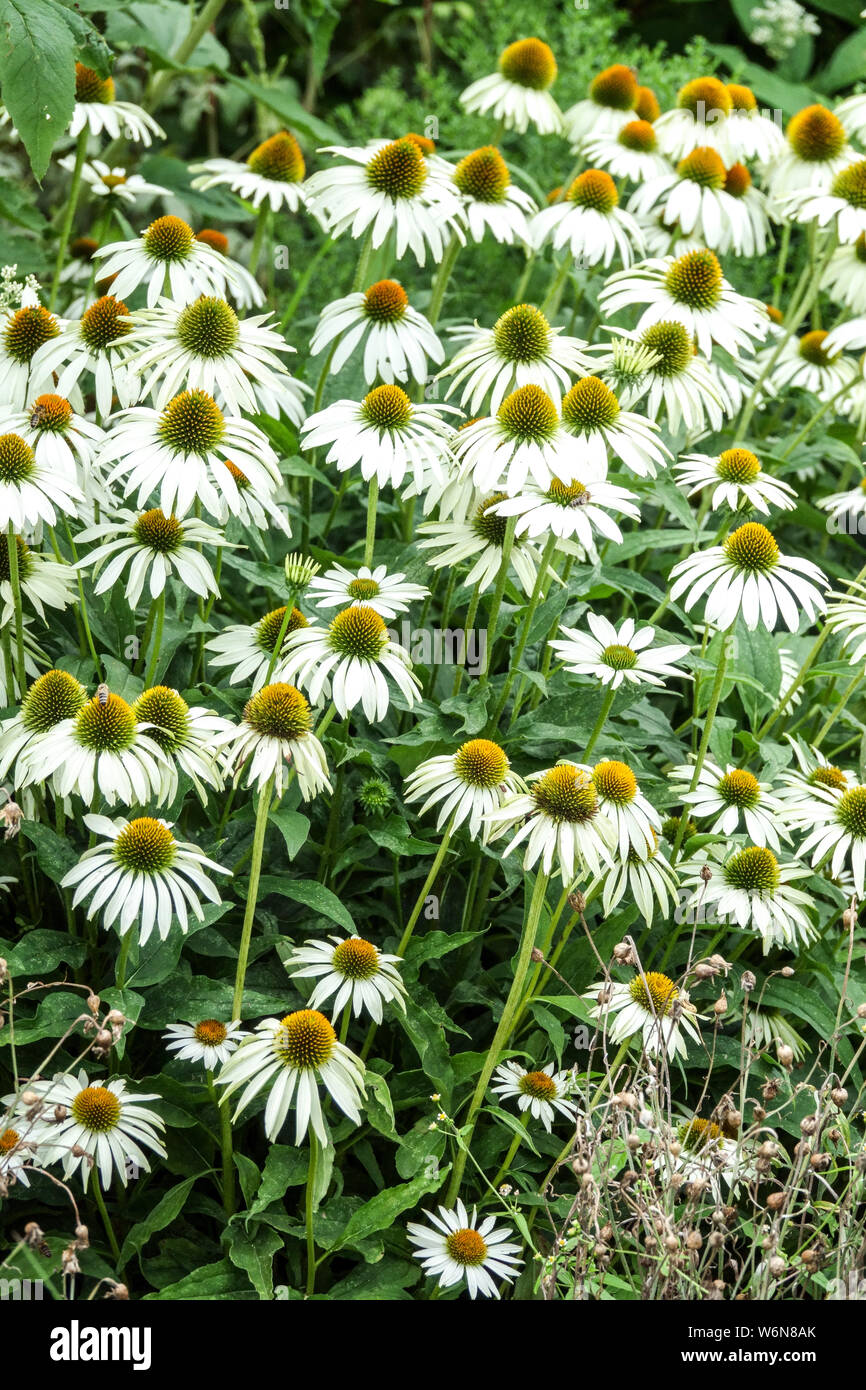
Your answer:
67;157;170;206
216;1009;366;1144
822;236;866;313
69;64;164;146
0;431;82;529
217;458;293;536
21;1069;165;1189
30;295;140;420
407;1199;523;1299
451;146;536;245
416;491;544;596
674;447;796;515
278;608;421;723
559;374;669;478
308;562;427;620
459;37;561;136
723;83;787;164
0;668;87;786
206;605;310;692
119;295;297;416
22;688;168;806
776;738;856;811
549;614;691;690
767;103;855;201
600;248;769;358
300;384;457;492
451;385;582;495
75;506;224;609
61;813;228;942
589;758;661;860
563;64;640;150
591;322;729;435
222;681;331;800
653;76;737;161
304;137;461;267
287;934;406;1024
191;130;307;212
438;303;590;416
585;969;703;1060
628;147;758;256
834;91;866;144
0;535;76;622
0;392;103;485
97;390;281;520
783;158;866;242
0;298;64;409
490;471;639;553
491;1061;578;1132
592;837;680;926
404;737;525;844
817;478;866;533
824;578;866;665
532;168;644;269
680;844;814;952
93;214;263;311
797;781;866;893
669;521;828;632
310;279;443;386
762;328;858;403
0;1126;33;1188
664;1116;748;1197
583;119;671;182
484;761;617;883
163;1019;247;1070
711;162;773;258
133;685;234;806
670;759;789;850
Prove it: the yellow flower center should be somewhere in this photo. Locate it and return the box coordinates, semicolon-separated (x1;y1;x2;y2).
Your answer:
28;393;72;433
832;160;866;209
723;521;779;573
133;508;185;554
634;86;661;122
531;764;599;823
836;785;866;838
727;83;757;112
717;448;760;484
679;1117;724;1151
0;433;35;484
561;376;620;431
157;390;225;456
724;845;779;893
664;249;723;310
247;130;305;183
498;37;557;91
809;764;847;791
363;280;408;324
628;970;678;1016
445;1227;489;1266
75;63;114;104
472;493;510;547
618;119;657;152
274;1009;336;1069
518;1070;557;1100
194;1019;228;1046
787;105;846;162
590;64;638;111
718;767;761;808
593;759;637;805
196;228;229;255
361;383;413;430
677;77;732;118
453;737;509;788
724;163;752;198
492;303;552;362
798;329;835;366
641;320;693;376
567;168;619;214
497;383;558;442
328;606;388;661
4;305;58;364
602;642;637;670
332;937;380;980
454;146;510;203
256;605;307;653
0;1128;20;1154
176;296;239;359
80;294;130;352
113;817;176;873
75;692;137;753
133;686;189;752
143;215;195;262
71;1086;121;1132
366;139;427;199
244;682;312;739
677;147;726;190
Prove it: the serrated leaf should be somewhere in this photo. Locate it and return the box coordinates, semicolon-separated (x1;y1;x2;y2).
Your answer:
0;0;75;180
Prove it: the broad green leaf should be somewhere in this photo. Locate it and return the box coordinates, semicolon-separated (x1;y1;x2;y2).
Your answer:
330;1169;446;1254
226;1223;284;1300
0;0;75;180
118;1178;196;1268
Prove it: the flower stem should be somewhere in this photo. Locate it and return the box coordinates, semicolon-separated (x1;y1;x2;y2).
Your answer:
427;235;461;327
490;533;556;726
231;772;274;1020
6;523;27;696
208;1072;235;1217
49;129;88;311
363;476;379;567
814;668;862;747
92;1174;121;1265
490;1113;530;1191
670;642;728;866
305;1130;319;1296
248;204;270;275
143;590;166;688
583;686;617;761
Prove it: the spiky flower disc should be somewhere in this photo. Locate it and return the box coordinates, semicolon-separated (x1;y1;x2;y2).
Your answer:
133;686;190;752
366;139;427;200
498;37;557;91
665;249;723;310
455;147;510;203
454;738;508;788
590;65;638;111
724;522;779;573
629;970;678;1016
787;105;846;162
21;669;87;732
4;306;59;364
244;682;312;739
112;817;176;873
724;845;780;894
80;295;131;352
492;304;552;362
531;764;599;822
247;131;305;183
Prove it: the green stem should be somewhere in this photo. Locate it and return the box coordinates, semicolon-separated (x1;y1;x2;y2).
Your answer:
583;686;616;761
49;129;88;311
149;0;232;107
6;523;26;695
489;534;556;728
115;932;132;989
490;1113;530;1191
280;235;334;329
231;773;274;1020
248;203;270;275
143;590;166;688
208;1073;235;1217
670;643;728;866
92;1175;121;1265
427;235;461;327
363;476;379;567
814;669;862;747
305;1130;319;1296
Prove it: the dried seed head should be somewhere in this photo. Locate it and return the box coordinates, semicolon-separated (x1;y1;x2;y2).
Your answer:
831;1087;848;1106
858;1002;866;1018
758;1141;777;1159
713;993;728;1016
700;864;712;883
800;1115;817;1135
768;1256;786;1277
613;940;637;965
568;890;587;913
741;970;756;992
686;1231;703;1251
762;1077;780;1100
694;962;716;980
780;966;795;977
766;1192;787;1212
777;1044;794;1069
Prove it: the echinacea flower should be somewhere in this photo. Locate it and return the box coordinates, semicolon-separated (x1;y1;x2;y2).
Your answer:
670;759;789;850
93;215;263;310
484;761;617;882
61;813;229;942
768;104;855;200
459;37;561;136
591;758;661;859
0;299;63;409
680;844;814;952
582;120;670;183
674;447;796;514
491;1061;578;1132
762;328;858;403
593;321;729;436
300;384;457;492
69;63;164;146
798;782;866;894
438;302;590;415
0;431;82;529
531;168;645;269
287;934;406;1023
0;535;77;621
451;385;581;495
404;738;525;843
669;522;828;632
206;605;309;691
75;507;225;609
628;147;753;254
563;64;639;150
310;280;443;385
653;77;734;162
823;579;866;665
585;969;703;1060
216;1009;366;1144
278;609;421;722
592;837;680;926
416;491;544;596
452;146;536;245
163;1020;247;1070
72;158;170;205
30;295;140;419
549;614;691;690
308;562;427;620
222;682;331;799
558;374;668;477
191;130;307;212
821;234;866;314
0;1126;33;1188
488;471;639;551
22;1070;166;1189
23;688;168;806
0;667;87;786
723;83;786;164
407;1200;523;1299
133;685;234;805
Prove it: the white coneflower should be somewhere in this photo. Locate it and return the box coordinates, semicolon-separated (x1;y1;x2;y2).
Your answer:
559;374;669;477
531;168;645;269
450;385;580;495
97;390;282;520
653;76;735;161
0;393;102;485
23;1069;165;1189
762;329;857;403
93;214;263;310
670;759;788;850
0;431;82;529
416;491;544;596
583;119;670;182
308;563;427;620
784;158;866;243
74;507;224;609
163;1020;247;1070
61;813;228;942
824;578;866;664
664;1116;746;1198
593;837;680;926
407;1200;522;1299
216;1009;366;1144
206;605;309;691
403;738;525;844
119;295;298;416
628;147;756;255
0;298;63;409
491;1061;578;1132
191;130;307;212
0;667;87;786
278;608;421;722
563;64;639;150
310;280;443;386
0;535;76;621
304;138;462;266
590;758;661;860
674;447;796;514
71;158;170;206
776;737;855;809
459;37;562;136
287;934;406;1023
489;471;639;552
222;682;331;799
30;295;140;418
23;688;168;806
0;1126;33;1187
768;104;855;200
217;458;293;536
69;64;164;146
822;234;866;314
798;781;866;893
724;83;786;164
717;162;773;257
549;614;691;690
585;969;702;1060
438;302;590;415
591;322;728;435
484;761;617;883
669;522;828;632
452;146;536;245
600;248;769;358
133;685;234;806
300;384;457;492
680;844;814;952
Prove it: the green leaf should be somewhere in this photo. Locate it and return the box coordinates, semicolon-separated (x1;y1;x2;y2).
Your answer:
268;806;310;860
226;1223;283;1300
3;929;85;973
0;0;75;181
330;1169;445;1254
143;1257;256;1300
259;877;355;931
222;73;339;145
816;29;866;93
249;1145;309;1215
118;1178;196;1268
19;822;78;884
